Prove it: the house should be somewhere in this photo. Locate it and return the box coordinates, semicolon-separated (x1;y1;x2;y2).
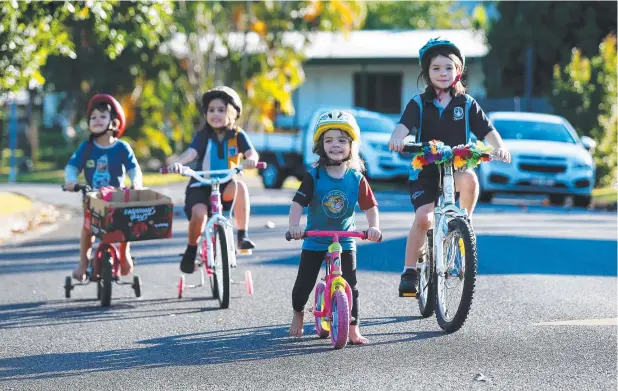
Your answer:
165;29;489;126
291;29;489;125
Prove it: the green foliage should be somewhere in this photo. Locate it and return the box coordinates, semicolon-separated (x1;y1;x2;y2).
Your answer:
362;1;469;29
484;2;617;97
551;34;617;186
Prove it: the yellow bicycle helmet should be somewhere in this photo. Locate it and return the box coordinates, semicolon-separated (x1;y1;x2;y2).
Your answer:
313;110;361;143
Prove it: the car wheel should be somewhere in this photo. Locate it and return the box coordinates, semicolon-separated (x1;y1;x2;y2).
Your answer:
479;192;494;203
261;163;285;189
549;194;565;206
573;195;591;208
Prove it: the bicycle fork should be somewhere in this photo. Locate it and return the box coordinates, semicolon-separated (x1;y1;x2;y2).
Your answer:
313;244;353;319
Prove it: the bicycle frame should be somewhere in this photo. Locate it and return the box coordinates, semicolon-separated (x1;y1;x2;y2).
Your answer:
301;231;366;319
432;164;470;277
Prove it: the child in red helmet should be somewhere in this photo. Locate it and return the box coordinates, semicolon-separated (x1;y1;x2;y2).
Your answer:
64;94;143;281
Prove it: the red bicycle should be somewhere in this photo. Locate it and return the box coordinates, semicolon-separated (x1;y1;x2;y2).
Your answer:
62;184;141;307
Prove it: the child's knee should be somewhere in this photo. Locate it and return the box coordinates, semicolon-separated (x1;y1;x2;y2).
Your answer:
191;204;208;220
456;170;479;191
412;211;433;232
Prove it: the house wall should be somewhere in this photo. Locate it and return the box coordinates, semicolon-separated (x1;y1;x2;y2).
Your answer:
292;62;487;126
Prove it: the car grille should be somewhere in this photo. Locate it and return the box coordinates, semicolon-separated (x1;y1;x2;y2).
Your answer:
519;163;566;173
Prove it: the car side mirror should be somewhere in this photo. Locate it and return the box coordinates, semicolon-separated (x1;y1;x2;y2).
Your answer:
580;136;596;152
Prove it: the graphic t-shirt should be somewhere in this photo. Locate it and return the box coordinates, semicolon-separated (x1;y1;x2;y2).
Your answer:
67;140;138;189
292;167;377;251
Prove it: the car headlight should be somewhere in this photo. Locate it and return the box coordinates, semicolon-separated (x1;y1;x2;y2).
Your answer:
368;141;390;152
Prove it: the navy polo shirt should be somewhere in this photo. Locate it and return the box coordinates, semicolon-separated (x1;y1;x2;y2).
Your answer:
399;92;495;147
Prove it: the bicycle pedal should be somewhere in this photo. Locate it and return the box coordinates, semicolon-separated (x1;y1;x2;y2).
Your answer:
236;249;252;256
399;292;417;298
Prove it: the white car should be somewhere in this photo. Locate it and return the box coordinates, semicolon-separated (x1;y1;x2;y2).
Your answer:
478;111;596;207
302;107;410;180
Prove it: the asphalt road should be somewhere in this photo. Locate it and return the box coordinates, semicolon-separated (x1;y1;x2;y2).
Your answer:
0;181;616;390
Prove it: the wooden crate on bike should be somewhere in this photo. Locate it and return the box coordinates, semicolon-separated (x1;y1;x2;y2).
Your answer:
87;189;174;243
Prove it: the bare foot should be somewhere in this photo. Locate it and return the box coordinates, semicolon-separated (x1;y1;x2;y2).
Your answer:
348;324;368;345
120;251;134;276
72;262;88;282
288;311;304;337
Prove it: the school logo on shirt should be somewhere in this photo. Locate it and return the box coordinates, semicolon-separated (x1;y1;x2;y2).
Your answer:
86;160;95;168
228;146;238;156
322;190;348;219
453;106;464;121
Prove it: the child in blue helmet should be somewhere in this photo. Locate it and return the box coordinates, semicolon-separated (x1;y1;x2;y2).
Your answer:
388;38;511;295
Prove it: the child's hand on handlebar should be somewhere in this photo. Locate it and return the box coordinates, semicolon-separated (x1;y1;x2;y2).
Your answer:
366;227;382;242
167;162;184;174
493;148;511;164
388;138;404;153
288;225;304;240
243;157;258;169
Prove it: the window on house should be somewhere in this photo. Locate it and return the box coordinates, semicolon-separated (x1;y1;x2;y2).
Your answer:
353;72;402;114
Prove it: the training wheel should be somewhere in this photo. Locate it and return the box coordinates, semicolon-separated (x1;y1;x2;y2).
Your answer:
244;270;254;295
64;276;73;298
178;275;185;298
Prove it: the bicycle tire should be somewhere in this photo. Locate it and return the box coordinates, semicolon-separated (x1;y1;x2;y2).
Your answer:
314;282;330;338
99;252;113;307
213;224;230;309
417;229;435;318
330;288;350;349
435;218;477;333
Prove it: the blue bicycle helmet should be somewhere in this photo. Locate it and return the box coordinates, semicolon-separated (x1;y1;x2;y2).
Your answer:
419;38;465;68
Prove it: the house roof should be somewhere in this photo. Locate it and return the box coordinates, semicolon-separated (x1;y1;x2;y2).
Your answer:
164;29;488;61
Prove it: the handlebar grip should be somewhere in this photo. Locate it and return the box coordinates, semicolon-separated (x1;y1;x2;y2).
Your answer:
285;232;292;241
160;167;170;174
402;142;428;153
256;162;267;170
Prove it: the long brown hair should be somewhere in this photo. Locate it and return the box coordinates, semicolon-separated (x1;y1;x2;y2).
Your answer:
312;130;365;172
416;46;466;97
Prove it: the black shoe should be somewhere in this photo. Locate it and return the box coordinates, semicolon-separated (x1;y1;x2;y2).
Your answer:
238;237;256;250
180;245;197;274
398;269;418;297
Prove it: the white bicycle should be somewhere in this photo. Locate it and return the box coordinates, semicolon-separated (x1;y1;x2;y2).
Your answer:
161;161;266;309
403;141;496;333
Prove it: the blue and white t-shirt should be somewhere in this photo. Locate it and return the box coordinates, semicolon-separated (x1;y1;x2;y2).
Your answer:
292;167;378;251
66;140;139;189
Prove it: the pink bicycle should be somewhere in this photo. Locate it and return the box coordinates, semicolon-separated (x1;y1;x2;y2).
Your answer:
161;161;266;308
286;230;380;349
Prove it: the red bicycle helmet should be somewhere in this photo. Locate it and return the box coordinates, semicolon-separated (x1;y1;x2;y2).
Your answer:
87;94;127;137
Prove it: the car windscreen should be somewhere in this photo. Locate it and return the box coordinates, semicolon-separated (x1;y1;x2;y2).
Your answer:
492;119;577;144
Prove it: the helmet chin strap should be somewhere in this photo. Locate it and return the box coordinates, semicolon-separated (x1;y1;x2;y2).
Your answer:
324;155;351;166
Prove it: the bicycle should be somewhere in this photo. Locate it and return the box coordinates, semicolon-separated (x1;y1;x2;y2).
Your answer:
285;230;379;349
402;140;495;333
160;161;266;309
62;184;142;307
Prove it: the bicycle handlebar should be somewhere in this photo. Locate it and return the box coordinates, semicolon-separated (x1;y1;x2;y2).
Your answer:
401;142;495;160
160;161;267;187
61;183;92;194
285;230;383;242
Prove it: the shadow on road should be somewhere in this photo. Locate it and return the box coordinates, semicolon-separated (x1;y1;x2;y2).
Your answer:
0;316;442;382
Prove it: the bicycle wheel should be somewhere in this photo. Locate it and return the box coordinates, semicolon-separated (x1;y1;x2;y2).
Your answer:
435;218;477;333
99;252;113;307
313;282;330;338
213;224;230;309
330;288;350;349
417;229;435;318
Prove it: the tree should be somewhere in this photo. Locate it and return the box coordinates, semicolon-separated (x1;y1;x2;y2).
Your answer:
362;1;471;30
483;2;617;97
168;1;367;133
551;34;617;186
0;1;173;96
